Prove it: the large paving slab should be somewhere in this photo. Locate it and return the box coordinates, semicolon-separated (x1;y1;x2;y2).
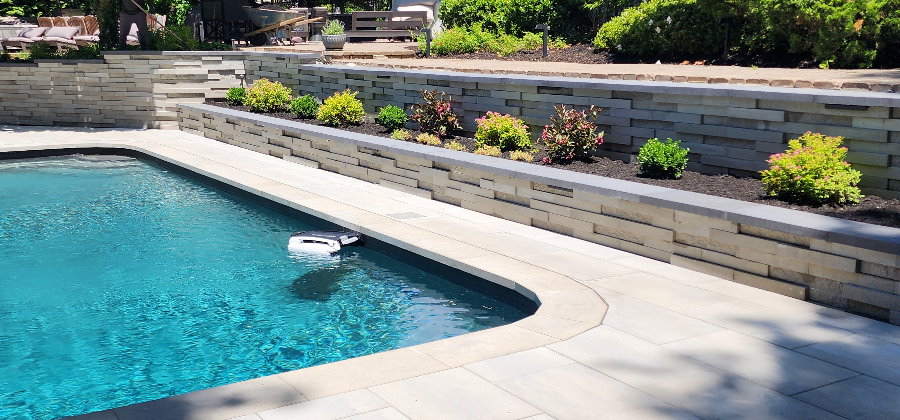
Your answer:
2;126;899;419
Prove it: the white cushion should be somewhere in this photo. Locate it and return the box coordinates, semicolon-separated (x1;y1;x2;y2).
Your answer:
44;26;80;39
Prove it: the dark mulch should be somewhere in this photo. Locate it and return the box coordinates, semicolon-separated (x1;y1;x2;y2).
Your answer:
424;44;832;68
207;100;900;228
436;44;614;65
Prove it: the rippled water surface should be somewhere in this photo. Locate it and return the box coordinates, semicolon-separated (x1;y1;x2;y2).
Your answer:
0;155;529;419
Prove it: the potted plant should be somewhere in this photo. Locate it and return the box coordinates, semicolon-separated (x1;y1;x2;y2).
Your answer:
321;20;346;50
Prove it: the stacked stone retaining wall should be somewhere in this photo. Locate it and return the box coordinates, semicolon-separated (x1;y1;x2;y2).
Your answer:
257;65;900;199
179;104;900;325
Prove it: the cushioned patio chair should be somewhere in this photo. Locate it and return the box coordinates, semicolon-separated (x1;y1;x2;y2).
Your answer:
51;17;68;27
74;16;99;46
37;17;52;27
0;26;48;51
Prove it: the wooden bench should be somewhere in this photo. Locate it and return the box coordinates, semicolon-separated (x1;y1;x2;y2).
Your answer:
345;11;427;40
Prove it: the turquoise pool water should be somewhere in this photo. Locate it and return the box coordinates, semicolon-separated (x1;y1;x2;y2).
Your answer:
0;155;531;419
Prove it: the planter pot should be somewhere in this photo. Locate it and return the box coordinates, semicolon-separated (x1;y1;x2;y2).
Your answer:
322;34;346;50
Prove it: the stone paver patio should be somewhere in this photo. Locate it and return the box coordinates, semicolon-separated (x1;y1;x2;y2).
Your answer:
1;126;898;420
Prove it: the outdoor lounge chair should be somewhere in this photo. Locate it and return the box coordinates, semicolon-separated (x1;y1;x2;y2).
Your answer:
37;17;52;27
74;16;99;46
0;26;48;51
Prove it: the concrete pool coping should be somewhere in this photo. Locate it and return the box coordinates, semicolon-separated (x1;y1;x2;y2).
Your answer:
2;126;899;420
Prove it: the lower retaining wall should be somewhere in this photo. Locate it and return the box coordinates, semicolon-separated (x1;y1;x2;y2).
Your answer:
179;103;900;325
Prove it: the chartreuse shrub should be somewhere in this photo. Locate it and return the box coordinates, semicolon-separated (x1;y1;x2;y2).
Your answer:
390;129;412;141
245;79;292;113
637;138;690;179
474;145;502;157
593;0;725;59
376;105;408;130
317;90;365;126
410;90;462;137
475;112;533;151
444;141;466;151
225;87;246;106
415;133;442;146
761;132;862;205
289;94;320;118
540;105;605;164
508;150;534;162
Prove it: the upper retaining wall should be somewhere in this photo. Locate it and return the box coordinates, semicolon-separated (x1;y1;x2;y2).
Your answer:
0;51;318;129
2;51;898;197
269;64;900;198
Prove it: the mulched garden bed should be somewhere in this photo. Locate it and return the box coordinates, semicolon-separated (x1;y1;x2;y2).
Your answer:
207;100;900;228
423;44;826;68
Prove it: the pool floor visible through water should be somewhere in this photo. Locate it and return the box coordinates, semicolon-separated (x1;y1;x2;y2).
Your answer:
0;154;531;419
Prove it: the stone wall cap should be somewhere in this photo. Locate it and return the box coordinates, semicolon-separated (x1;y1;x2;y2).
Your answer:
298;63;900;107
182;103;900;255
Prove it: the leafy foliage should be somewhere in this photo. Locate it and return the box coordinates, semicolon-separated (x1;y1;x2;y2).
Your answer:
593;0;725;59
27;41;58;59
474;111;533;151
390;129;412;141
439;0;554;36
474;145;502;157
637;137;690;179
60;43;102;59
289;94;320;118
422;25;562;57
0;0;91;17
316;89;365;126
245;78;292;113
225;87;246;106
376;105;408;130
410;90;462;137
731;0;900;68
415;133;442;146
508;150;534;162
95;0;120;51
444;141;466;151
761;132;862;205
540;105;605;164
322;19;345;35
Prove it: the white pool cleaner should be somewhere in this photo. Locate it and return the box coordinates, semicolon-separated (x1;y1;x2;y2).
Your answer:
287;231;363;254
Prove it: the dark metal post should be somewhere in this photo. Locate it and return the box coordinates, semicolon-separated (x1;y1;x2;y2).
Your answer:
535;24;548;58
425;27;432;57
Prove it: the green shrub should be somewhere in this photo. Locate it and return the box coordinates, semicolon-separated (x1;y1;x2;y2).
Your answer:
390;129;412;141
317;89;365;126
28;41;58;59
444;141;466;151
225;87;246;106
245;79;292;113
61;43;102;59
423;25;554;57
376;105;408;130
148;25;198;51
593;0;725;59
415;133;442;146
289;94;320;118
440;0;554;36
410;90;462;137
509;150;534;162
322;19;345;35
474;111;533;151
761;132;862;205
733;0;900;68
474;145;502;157
637;138;690;179
541;105;605;164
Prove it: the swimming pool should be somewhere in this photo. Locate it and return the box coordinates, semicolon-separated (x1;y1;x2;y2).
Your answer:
0;154;532;419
